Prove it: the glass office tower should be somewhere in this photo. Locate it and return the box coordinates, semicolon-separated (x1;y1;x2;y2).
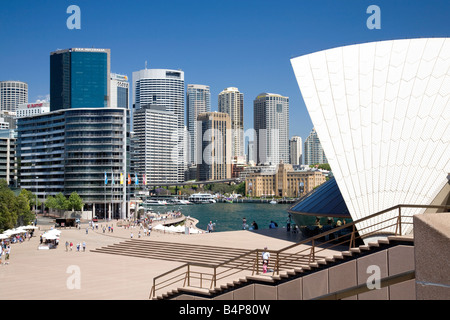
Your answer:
50;48;110;111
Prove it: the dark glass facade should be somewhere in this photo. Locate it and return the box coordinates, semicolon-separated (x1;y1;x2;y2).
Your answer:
117;86;128;109
50;49;109;111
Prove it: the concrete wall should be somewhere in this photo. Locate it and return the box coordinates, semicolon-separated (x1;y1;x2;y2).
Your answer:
414;213;450;299
171;245;415;300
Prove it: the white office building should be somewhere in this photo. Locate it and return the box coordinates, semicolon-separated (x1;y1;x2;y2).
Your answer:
133;105;179;185
132;68;185;182
16;102;50;118
290;136;303;165
218;87;244;159
187;84;211;164
0;81;28;112
304;128;327;165
110;73;129;109
253;92;289;165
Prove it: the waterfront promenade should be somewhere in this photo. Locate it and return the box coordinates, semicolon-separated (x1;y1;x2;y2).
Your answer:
0;216;338;300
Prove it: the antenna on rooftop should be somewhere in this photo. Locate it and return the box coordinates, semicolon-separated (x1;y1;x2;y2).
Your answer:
145;61;148;69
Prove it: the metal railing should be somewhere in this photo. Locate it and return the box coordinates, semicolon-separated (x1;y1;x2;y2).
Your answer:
149;204;450;299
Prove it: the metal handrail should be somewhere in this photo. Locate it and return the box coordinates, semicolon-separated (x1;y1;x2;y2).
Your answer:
149;204;450;298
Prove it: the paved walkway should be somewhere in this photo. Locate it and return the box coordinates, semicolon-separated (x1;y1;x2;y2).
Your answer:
0;217;339;300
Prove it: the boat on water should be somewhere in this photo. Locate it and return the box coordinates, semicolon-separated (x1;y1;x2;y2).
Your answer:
170;199;193;205
145;199;168;206
188;193;216;204
270;199;277;204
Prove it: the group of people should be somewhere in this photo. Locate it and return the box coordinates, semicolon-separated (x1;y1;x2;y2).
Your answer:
65;240;86;252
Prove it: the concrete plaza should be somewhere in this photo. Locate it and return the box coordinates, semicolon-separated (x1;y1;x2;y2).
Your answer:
0;217;335;300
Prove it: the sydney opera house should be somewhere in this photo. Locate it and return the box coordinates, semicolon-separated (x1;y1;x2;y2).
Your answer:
289;38;450;241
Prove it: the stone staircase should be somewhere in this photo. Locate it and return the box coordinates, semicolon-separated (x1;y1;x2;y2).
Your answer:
153;235;414;300
91;239;327;271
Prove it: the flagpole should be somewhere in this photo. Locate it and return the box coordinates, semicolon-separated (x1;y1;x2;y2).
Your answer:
104;172;107;221
111;170;114;220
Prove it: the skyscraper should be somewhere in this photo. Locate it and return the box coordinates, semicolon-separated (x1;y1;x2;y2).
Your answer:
197;112;231;181
110;73;129;109
218;87;244;159
0;81;28;112
304;128;327;165
187;84;211;164
132;68;185;182
290;136;303;165
133;105;179;184
50;48;110;111
253;92;289;165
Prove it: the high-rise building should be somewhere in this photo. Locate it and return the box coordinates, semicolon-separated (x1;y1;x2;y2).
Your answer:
133;105;179;185
304;128;327;165
197;112;231;181
50;48;111;111
247;140;256;164
132;68;185;182
17;108;130;219
0;81;28;112
290;136;303;165
253;92;289;165
0;129;17;187
218;87;244;159
110;73;129;109
187;84;211;164
0;111;16;130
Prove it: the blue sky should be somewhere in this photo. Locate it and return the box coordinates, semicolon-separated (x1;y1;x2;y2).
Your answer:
1;0;449;143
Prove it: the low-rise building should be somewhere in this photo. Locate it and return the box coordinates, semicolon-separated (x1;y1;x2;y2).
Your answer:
245;162;327;198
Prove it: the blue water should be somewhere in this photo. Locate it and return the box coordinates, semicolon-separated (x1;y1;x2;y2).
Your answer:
149;202;292;232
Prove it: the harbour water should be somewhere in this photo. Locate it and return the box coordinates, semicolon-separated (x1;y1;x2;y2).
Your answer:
146;202;292;232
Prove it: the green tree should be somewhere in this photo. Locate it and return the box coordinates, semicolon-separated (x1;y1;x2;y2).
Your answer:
0;180;34;232
45;195;56;210
68;192;84;211
19;188;41;209
15;192;34;226
235;182;245;195
54;193;69;212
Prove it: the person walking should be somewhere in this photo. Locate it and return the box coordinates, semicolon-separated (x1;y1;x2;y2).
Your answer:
82;241;86;252
5;245;11;265
207;221;214;233
261;247;270;274
65;241;69;252
0;244;3;265
70;241;73;251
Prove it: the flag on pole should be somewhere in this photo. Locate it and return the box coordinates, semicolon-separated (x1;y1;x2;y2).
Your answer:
128;173;131;185
135;173;139;185
120;173;124;184
112;172;115;185
143;174;147;185
104;172;108;185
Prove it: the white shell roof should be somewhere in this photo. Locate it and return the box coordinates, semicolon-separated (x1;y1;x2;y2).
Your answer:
291;38;450;237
